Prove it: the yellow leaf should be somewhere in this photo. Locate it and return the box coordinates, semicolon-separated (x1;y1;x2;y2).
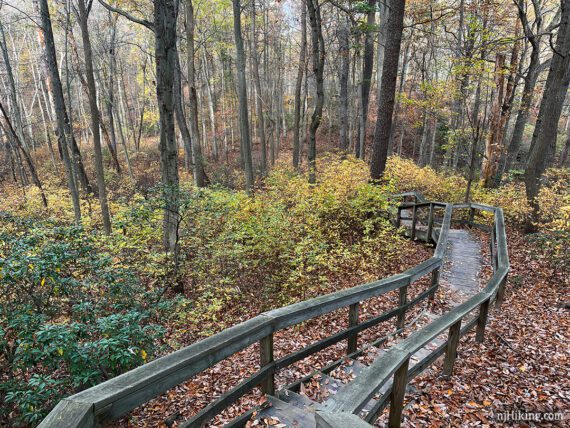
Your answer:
141;349;147;361
57;348;64;356
41;278;45;287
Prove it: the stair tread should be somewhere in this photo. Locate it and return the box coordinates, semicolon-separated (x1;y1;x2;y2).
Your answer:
252;395;316;427
277;389;317;411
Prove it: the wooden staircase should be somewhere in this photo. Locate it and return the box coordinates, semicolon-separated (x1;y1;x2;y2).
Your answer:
39;193;509;428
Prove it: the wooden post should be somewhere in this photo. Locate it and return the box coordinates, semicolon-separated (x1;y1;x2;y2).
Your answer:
411;204;417;240
490;228;497;270
496;274;508;307
388;357;410;428
428;267;440;305
443;320;462;376
396;285;408;330
347;303;359;354
468;205;475;224
475;299;490;342
260;334;275;395
427;203;434;243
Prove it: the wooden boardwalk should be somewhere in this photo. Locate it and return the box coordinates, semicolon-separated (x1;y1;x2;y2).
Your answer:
441;229;485;297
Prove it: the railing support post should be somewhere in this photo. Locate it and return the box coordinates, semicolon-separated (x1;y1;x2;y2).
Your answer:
260;334;275;395
490;228;497;271
443;320;462;376
388;357;410;428
396;285;408;330
475;299;490;343
427;203;434;243
347;303;359;354
468;205;475;224
496;274;508;308
428;267;440;305
411;204;418;240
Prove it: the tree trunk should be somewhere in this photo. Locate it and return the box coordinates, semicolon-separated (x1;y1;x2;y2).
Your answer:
77;0;112;234
155;0;180;251
370;0;406;180
481;54;506;188
0;101;48;208
232;0;254;191
250;0;267;174
525;0;570;230
306;0;325;184
357;0;377;159
35;0;82;222
185;0;206;187
293;0;307;169
338;17;350;152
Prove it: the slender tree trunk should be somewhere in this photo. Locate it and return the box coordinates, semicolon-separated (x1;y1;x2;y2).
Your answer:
35;0;81;222
525;0;570;230
185;0;206;187
173;48;193;172
357;0;377;159
250;0;267;174
77;0;112;234
306;0;325;184
232;0;254;191
293;0;307;168
370;0;406;180
0;101;48;208
338;17;350;152
481;54;506;188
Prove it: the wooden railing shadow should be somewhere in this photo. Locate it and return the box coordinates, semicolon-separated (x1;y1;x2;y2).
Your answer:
39;192;509;428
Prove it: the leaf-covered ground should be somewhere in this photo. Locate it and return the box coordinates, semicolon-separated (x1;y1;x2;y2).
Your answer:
110;226;569;427
386;229;569;427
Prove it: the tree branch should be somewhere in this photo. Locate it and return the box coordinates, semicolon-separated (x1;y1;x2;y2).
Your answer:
97;0;154;32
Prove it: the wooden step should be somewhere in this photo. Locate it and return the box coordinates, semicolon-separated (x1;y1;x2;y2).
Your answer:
301;373;342;402
251;395;316;427
277;389;317;411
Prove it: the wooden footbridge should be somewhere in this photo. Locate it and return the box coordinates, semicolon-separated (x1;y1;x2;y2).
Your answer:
40;192;509;428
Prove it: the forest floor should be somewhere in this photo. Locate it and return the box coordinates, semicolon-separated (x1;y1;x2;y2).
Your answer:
116;228;569;427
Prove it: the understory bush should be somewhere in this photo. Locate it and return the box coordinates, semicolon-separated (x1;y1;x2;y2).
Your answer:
1;155;410;424
0;214;168;425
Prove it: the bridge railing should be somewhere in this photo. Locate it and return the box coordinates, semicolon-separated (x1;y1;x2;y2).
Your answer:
323;193;509;427
39;192;507;428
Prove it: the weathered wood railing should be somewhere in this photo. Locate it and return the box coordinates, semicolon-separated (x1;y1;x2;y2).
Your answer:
39;192;508;428
322;193;509;427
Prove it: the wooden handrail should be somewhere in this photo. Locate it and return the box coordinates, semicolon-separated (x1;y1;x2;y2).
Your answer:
39;192;508;428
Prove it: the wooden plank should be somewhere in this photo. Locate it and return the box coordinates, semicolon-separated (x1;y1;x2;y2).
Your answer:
405;257;441;282
180;365;274;427
260;334;274;395
274;306;402;371
266;274;410;330
443;320;462;376
322;347;410;414
37;399;93;428
387;357;410;428
316;411;373;427
398;292;490;355
470;203;496;212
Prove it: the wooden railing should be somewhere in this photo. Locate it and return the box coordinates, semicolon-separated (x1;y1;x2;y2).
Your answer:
39;192;508;428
